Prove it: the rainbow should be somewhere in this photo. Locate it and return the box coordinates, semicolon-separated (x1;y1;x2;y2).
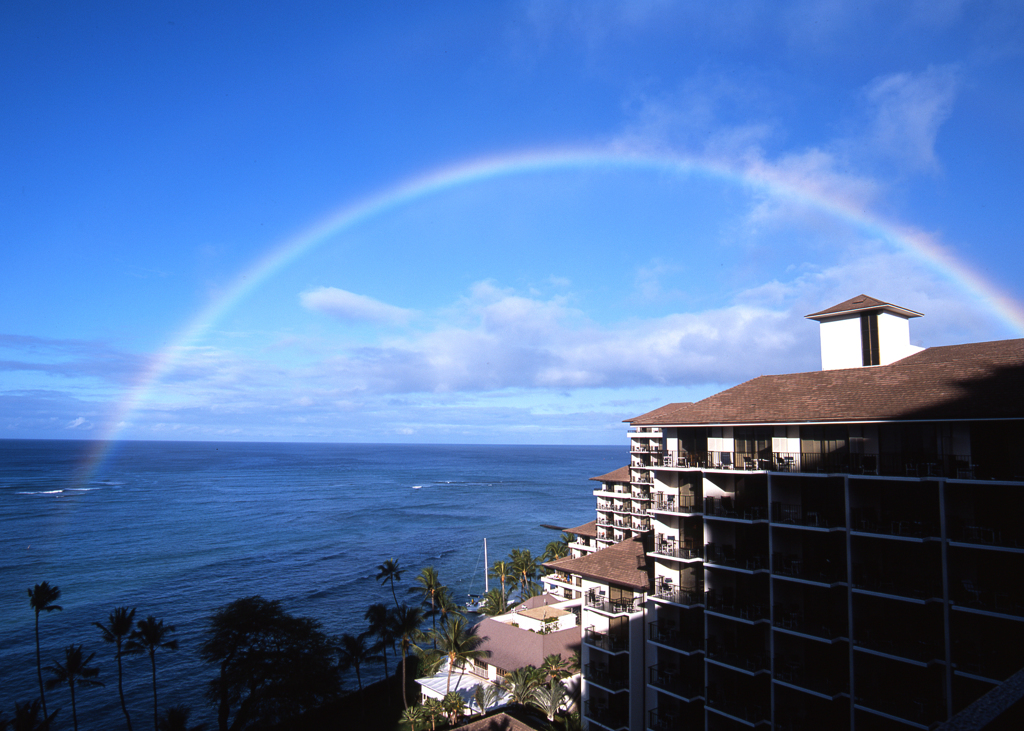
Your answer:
76;146;1024;481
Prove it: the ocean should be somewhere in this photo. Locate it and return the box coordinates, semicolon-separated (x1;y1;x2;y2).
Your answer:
0;439;625;729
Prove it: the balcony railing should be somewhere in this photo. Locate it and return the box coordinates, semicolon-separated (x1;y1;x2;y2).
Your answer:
707;645;769;673
586;591;644;615
652;585;704;607
653;498;701;514
854;636;944;664
653;542;703;560
773;607;847;640
649;709;685;731
659;450;978;478
585;626;629;653
584;701;629;731
772;554;845;584
773;658;847;696
585;663;629;691
705;497;768;521
772;503;843;528
706;544;768;571
706;595;769;622
705;691;768;724
649;621;703;653
649;664;704;699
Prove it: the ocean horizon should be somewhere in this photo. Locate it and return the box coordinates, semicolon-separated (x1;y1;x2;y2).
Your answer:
0;438;625;728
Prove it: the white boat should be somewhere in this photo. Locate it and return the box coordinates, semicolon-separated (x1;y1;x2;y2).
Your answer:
465;538;489;613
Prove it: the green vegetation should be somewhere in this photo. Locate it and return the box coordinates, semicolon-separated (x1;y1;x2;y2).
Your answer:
11;536;576;730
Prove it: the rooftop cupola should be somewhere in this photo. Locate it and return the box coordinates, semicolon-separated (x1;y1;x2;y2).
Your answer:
805;294;924;370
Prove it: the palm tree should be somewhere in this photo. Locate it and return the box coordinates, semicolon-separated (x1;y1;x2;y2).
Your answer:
413;645;445;678
489;560;513;603
479;588;509;617
542;533;574;562
501;665;545;705
336;633;373;691
44;644;103;731
4;698;58;731
530;678;568;722
364;602;394;677
472;681;504;716
389;604;424;709
376;558;403;610
413;567;443;646
158;705;206;731
509;549;540;597
433;585;464;627
126;616;178;731
540;652;572;682
28;582;62;721
441;691;465;725
399;704;425;731
94;606;137;731
433;614;488;694
421;698;444;731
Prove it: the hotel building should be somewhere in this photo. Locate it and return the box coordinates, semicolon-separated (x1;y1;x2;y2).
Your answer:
544;295;1024;731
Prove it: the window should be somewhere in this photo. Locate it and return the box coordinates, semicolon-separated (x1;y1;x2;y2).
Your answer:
861;312;880;365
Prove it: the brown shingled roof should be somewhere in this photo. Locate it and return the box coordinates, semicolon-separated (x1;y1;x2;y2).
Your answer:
474;618;580;673
805;294;923;320
588;465;631;483
457;713;544;731
628;338;1024;426
563;520;598;538
544;536;651;592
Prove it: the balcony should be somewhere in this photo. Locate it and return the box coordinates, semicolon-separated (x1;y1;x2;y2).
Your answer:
706;595;770;622
652;542;703;561
771;503;843;529
648;664;704;699
707;645;770;674
586;591;644;615
772;607;847;641
773;659;847;698
585;626;629;654
705;497;768;521
653;497;701;515
659;449;979;478
705;691;768;725
853;637;944;665
584;701;629;731
706;543;769;572
649;709;686;731
585;663;629;692
651;585;704;607
772;554;845;585
649;621;703;653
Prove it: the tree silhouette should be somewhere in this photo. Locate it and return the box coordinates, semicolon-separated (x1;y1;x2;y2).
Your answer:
376;558;403;610
413;567;443;647
389;604;424;710
94;606;137;731
336;633;373;692
158;705;206;731
27;582;62;721
201;596;339;731
433;614;488;694
363;603;394;678
1;698;58;731
44;644;103;731
126;616;178;731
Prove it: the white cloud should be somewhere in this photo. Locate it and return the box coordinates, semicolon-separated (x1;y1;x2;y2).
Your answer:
863;65;961;172
300;287;415;325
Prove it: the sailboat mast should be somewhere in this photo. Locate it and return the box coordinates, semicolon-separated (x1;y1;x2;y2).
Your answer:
484;538;489;593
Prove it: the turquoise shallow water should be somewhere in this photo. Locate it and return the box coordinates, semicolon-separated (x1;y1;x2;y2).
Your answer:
0;439;624;728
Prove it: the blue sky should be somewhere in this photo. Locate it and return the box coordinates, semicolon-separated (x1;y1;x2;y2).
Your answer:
3;1;1023;445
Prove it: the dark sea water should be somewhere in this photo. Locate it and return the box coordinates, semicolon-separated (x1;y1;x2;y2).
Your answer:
0;439;623;729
